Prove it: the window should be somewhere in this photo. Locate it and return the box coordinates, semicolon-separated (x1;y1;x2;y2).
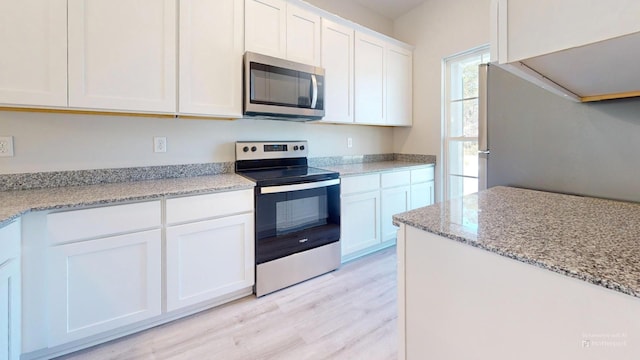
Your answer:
443;46;490;200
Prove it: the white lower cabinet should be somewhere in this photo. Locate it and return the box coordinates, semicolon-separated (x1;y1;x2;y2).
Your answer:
48;229;162;346
381;185;410;242
341;190;381;257
0;220;21;360
19;191;255;358
166;213;254;311
340;166;435;262
409;166;435;210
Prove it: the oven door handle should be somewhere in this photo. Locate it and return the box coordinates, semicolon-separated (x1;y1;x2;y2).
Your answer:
260;178;340;194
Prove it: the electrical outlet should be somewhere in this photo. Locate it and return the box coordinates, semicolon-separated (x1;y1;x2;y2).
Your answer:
347;137;353;148
0;136;14;157
153;137;167;153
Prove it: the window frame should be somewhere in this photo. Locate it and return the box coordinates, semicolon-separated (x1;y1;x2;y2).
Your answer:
442;45;490;201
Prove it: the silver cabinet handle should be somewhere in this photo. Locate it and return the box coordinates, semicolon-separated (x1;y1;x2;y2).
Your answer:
310;74;318;109
478;150;491;154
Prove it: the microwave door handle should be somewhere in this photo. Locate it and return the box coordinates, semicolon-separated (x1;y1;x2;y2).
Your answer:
310;74;318;109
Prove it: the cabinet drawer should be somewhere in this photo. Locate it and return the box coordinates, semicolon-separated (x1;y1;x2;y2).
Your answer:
47;201;161;245
411;166;435;183
341;174;380;195
381;170;410;188
166;189;253;225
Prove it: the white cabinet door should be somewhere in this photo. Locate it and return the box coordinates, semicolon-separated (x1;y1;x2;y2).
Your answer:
179;0;243;117
68;0;177;112
354;32;386;125
166;213;254;311
245;0;287;58
410;181;435;210
341;190;381;257
320;19;354;124
386;44;412;126
48;229;162;346
0;259;20;360
286;4;321;66
0;221;20;360
381;185;410;242
0;0;67;107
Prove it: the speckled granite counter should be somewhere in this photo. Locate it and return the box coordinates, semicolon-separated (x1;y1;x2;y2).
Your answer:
0;174;255;228
321;160;434;176
393;186;640;299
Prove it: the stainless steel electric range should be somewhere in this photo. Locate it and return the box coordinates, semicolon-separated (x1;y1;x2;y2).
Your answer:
235;141;341;297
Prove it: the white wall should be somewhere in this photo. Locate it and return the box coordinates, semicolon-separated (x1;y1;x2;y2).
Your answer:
392;0;491;200
303;0;394;37
0;111;392;174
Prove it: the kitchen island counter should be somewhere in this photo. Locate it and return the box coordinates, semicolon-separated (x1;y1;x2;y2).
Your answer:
393;185;640;298
393;186;640;359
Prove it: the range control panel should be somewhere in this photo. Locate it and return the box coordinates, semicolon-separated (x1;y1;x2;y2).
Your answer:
235;141;308;161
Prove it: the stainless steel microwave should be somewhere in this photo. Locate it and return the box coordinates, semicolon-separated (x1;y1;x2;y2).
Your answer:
243;52;325;121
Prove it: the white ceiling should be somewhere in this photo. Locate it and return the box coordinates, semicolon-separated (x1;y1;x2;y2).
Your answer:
352;0;426;19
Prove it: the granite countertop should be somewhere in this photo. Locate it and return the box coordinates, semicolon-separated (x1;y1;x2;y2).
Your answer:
393;186;640;299
320;160;434;176
0;174;255;227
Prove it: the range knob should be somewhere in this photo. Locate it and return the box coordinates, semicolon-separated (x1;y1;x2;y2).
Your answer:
251;146;257;152
293;145;299;151
242;146;249;152
300;145;305;151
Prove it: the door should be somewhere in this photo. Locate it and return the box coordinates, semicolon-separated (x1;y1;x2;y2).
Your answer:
381;186;410;242
0;0;67;107
320;19;354;124
354;31;386;125
244;0;287;58
166;213;254;312
179;0;243;117
48;230;162;346
0;259;20;360
443;46;490;199
286;4;321;66
386;45;413;126
68;0;177;112
341;190;381;256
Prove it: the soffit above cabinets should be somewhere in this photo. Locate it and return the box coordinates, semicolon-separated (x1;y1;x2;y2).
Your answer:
521;31;640;102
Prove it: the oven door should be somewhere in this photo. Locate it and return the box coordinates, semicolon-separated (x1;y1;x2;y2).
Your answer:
255;179;340;264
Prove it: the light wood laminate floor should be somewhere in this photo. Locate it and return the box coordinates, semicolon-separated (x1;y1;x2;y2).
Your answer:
58;247;398;360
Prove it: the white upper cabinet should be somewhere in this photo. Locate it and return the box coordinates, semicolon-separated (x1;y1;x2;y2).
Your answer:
285;4;321;66
0;0;67;107
245;0;287;58
179;0;244;117
386;44;412;126
245;0;321;65
320;19;354;124
354;31;386;125
68;0;177;112
492;0;640;102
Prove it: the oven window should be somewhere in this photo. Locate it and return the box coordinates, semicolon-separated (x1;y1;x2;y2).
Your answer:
276;195;328;235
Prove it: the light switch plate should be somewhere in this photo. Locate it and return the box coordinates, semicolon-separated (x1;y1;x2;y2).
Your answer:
0;136;14;157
